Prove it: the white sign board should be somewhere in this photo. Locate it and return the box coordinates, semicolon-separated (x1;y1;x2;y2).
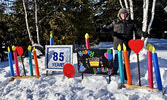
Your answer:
164;6;167;12
45;45;73;71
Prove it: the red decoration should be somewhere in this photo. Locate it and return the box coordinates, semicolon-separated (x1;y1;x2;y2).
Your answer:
16;46;24;56
63;63;75;78
128;39;144;54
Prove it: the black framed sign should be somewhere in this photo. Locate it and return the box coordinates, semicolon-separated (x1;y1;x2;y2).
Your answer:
77;49;113;75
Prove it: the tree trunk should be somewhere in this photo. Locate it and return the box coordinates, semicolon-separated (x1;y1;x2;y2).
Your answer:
34;0;40;44
128;0;135;39
147;0;156;34
142;0;149;32
22;0;34;45
119;0;124;8
128;0;134;20
124;0;129;9
145;0;156;45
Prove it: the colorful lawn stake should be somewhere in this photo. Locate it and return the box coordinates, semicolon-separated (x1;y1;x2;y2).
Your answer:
16;46;26;76
33;47;40;77
147;43;153;88
85;33;90;49
128;39;144;86
152;46;163;90
104;52;108;59
123;43;132;85
79;64;87;72
63;63;75;78
28;45;33;76
97;68;101;73
101;67;104;72
107;49;113;75
8;47;14;76
117;44;124;84
93;68;97;74
50;33;53;45
12;46;20;76
107;49;113;61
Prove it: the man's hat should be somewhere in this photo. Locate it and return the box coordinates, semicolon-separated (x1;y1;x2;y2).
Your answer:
119;8;129;14
117;8;129;20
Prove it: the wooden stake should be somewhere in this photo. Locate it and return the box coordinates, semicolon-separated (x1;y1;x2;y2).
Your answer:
109;75;111;84
121;84;165;95
21;56;26;76
137;54;141;86
82;73;84;80
10;75;40;82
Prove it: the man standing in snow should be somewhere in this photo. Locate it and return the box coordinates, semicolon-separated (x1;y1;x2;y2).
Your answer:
97;8;148;76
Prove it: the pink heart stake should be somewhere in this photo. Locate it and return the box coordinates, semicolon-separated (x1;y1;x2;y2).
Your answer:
128;39;144;86
16;46;23;57
128;39;144;54
16;46;26;76
104;52;108;59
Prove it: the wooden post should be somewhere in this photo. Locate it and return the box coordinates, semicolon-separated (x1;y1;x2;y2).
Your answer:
82;73;84;80
137;54;141;86
109;75;111;84
21;57;26;76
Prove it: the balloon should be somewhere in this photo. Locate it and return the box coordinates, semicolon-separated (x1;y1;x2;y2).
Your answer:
108;53;113;60
104;52;108;59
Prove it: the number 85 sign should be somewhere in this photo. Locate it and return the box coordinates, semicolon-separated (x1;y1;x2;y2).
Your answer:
45;45;73;70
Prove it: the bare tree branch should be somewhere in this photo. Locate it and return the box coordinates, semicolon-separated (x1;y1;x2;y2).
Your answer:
147;0;156;34
124;0;129;9
34;0;40;44
119;0;124;8
142;0;149;32
144;0;156;45
22;0;34;45
129;0;134;20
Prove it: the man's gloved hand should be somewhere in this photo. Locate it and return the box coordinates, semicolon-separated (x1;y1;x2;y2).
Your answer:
143;32;148;38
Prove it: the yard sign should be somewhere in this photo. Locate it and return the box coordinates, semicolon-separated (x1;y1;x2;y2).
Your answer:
45;45;73;71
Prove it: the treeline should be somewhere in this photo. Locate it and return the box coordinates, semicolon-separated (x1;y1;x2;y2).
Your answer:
0;0;167;61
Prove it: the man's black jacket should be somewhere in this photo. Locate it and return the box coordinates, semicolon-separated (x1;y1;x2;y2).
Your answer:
101;19;146;50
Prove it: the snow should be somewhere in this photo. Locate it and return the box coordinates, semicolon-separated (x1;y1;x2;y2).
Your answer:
0;38;167;100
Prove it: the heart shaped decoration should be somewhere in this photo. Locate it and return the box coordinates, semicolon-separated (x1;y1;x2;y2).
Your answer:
128;39;144;54
16;46;24;56
104;52;108;59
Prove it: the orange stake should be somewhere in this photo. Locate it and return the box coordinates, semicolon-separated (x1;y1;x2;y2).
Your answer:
123;44;132;85
33;47;40;77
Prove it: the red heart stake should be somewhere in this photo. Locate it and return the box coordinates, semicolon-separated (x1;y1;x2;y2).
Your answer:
16;46;24;56
63;63;75;78
128;39;144;54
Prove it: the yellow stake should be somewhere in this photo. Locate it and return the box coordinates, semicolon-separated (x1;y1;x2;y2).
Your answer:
33;47;36;51
50;33;53;38
28;45;31;51
85;33;89;39
147;43;153;51
117;44;121;51
12;46;16;51
123;43;126;51
152;46;155;53
8;47;10;52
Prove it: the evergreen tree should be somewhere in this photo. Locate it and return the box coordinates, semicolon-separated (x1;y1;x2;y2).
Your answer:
93;0;120;42
0;0;166;61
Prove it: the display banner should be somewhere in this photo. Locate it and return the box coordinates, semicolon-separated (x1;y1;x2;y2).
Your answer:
77;49;113;74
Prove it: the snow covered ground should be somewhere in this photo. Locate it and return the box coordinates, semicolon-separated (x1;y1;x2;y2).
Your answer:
0;38;167;100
